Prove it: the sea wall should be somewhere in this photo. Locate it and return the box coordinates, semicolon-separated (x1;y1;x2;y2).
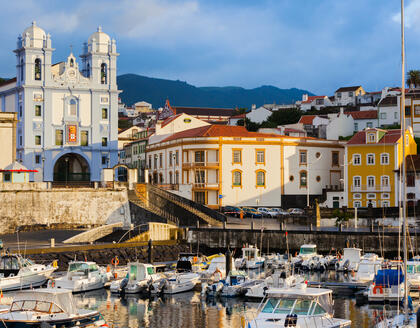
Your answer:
0;187;131;233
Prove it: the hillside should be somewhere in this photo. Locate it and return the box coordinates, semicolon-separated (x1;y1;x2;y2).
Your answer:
117;74;314;108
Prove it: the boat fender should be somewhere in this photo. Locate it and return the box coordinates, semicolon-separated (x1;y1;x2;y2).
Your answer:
106;265;111;273
373;285;383;294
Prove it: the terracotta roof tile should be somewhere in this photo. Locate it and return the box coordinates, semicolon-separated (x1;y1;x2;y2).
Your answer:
301;96;326;104
298;115;317;124
161;125;283;142
347;110;377;120
347;129;402;145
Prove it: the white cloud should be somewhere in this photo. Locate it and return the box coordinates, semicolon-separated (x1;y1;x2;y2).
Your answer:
393;0;420;30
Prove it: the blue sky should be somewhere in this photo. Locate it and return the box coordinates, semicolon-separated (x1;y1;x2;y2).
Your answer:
1;0;420;95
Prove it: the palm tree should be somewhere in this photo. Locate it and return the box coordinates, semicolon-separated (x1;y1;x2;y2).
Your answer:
406;69;420;88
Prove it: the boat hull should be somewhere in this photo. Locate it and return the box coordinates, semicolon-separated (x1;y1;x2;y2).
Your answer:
0;313;104;328
0;267;56;292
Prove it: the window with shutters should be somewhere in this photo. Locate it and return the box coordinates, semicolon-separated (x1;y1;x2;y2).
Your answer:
256;149;265;164
232;170;242;187
256;170;265;187
299;150;307;164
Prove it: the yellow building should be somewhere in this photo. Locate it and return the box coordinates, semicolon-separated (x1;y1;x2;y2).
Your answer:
344;128;417;208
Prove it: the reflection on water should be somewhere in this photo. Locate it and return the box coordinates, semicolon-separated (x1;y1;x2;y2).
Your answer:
71;289;418;328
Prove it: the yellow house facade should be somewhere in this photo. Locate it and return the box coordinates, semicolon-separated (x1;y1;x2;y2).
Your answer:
344;128;417;208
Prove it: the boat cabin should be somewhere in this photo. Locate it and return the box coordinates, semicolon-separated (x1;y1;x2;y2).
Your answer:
242;246;260;261
9;288;77;315
176;253;196;272
227;271;247;286
342;248;362;262
259;287;334;317
0;255;31;278
68;261;99;277
299;244;317;256
128;263;156;282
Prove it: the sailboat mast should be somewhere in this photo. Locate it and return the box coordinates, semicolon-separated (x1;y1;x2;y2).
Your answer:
400;0;408;321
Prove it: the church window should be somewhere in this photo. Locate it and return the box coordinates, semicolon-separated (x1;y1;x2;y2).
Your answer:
20;58;24;81
81;131;88;146
87;63;90;77
102;108;108;119
101;63;107;84
35;105;41;117
34;58;41;80
69;99;77;116
102;137;108;147
55;130;63;146
70;58;74;67
35;135;41;145
102;156;107;165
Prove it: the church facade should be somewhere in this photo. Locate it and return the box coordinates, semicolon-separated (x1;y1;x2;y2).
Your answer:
0;22;119;182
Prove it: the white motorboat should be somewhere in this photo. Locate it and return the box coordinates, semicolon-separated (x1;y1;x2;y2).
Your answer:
291;244;318;268
200;254;231;282
234;245;265;269
245;272;305;299
245;285;351;327
335;247;362;272
110;262;161;294
0;288;108;328
351;258;382;284
0;254;56;291
161;272;201;294
52;261;110;293
265;253;289;269
367;269;405;303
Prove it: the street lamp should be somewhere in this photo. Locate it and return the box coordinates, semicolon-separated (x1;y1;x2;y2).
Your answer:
306;154;323;208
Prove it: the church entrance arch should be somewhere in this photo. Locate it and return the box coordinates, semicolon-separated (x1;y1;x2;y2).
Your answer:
53;153;90;182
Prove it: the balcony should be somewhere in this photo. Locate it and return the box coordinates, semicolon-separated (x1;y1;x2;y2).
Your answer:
182;162;219;169
192;183;219;190
351;184;391;192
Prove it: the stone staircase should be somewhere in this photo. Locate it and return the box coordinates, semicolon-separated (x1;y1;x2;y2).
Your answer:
146;184;224;227
128;188;179;226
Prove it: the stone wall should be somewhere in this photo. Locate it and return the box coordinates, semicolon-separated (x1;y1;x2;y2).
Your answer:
0;188;131;233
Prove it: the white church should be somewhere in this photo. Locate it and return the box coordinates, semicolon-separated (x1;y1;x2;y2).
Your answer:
0;22;119;182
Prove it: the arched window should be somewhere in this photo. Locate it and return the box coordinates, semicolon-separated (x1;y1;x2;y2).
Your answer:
87;63;90;77
34;58;41;80
256;170;265;187
20;58;24;81
69;99;77;116
299;170;307;188
100;63;107;84
70;58;74;67
232;170;242;187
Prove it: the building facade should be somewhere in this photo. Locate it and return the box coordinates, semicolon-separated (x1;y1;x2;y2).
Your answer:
344;128;417;208
146;123;344;209
0;22;119;182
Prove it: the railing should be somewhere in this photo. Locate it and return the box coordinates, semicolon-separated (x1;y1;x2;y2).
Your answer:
51;181;94;188
324;184;343;191
192;183;219;189
147;184;225;225
157;184;179;191
351;184;391;192
182;162;219;169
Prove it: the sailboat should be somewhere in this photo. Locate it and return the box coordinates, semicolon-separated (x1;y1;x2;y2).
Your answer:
376;0;418;326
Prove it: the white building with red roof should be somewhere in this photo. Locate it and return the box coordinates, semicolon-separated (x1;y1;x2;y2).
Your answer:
146;122;345;209
297;94;333;111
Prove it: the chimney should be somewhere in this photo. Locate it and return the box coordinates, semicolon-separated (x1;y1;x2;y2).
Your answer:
302;94;308;102
251;104;256;110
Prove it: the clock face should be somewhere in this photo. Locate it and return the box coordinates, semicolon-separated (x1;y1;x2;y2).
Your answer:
67;69;76;79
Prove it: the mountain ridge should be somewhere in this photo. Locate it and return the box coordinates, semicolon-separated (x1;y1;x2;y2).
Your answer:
117;73;314;109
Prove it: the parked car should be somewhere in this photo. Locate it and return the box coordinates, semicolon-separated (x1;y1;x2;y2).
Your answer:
271;208;289;216
222;206;242;218
288;208;305;216
241;207;263;218
257;207;279;218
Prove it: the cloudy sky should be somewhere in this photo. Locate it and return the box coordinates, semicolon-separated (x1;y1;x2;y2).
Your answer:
1;0;420;95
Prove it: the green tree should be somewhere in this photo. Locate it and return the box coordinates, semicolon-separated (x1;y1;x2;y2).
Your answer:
265;107;303;126
406;70;420;88
237;118;261;131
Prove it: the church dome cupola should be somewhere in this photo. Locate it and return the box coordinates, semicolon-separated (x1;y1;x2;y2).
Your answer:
22;21;46;48
88;26;110;53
